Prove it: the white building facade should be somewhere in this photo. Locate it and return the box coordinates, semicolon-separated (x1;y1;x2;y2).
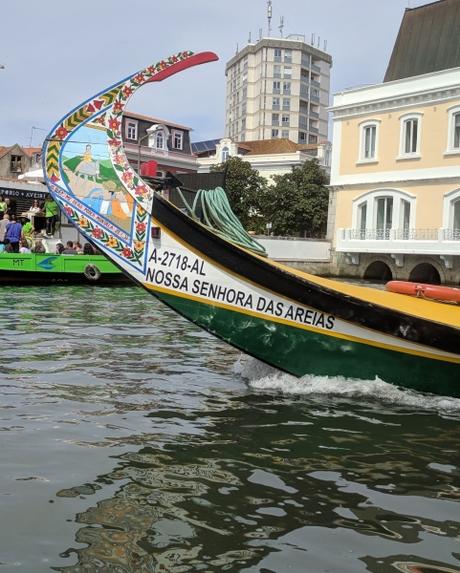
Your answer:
225;36;332;145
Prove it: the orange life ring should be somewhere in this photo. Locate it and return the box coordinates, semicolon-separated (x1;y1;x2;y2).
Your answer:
385;280;460;304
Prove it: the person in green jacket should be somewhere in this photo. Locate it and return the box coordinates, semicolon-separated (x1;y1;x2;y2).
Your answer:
21;218;34;248
44;196;59;236
0;196;7;218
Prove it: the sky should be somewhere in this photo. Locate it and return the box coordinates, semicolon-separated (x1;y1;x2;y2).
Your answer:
0;0;431;148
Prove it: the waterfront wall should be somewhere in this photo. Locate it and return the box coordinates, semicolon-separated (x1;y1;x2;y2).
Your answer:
256;236;331;261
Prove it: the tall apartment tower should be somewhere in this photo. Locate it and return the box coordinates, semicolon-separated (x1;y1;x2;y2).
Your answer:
225;36;332;144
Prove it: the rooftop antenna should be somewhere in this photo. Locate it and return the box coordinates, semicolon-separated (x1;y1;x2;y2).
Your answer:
29;126;43;148
267;0;272;37
259;27;262;40
317;35;320;48
312;32;315;46
248;31;252;44
235;42;239;54
279;16;284;37
323;39;327;51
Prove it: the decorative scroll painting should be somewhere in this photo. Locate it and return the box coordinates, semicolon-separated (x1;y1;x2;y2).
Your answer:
43;51;218;273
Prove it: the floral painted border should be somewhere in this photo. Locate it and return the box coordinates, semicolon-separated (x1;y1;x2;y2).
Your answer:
62;203;148;263
44;51;196;270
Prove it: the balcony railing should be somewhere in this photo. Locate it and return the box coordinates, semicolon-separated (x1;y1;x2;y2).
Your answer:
337;227;460;255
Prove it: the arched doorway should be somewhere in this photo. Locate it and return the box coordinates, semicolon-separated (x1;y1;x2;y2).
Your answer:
409;263;441;284
363;261;393;282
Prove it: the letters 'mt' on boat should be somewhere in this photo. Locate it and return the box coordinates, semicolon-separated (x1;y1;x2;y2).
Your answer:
43;51;460;397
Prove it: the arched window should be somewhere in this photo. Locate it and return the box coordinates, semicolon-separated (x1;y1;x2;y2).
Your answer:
446;105;460;154
221;146;230;162
352;189;415;240
358;120;380;162
443;189;460;240
398;112;423;158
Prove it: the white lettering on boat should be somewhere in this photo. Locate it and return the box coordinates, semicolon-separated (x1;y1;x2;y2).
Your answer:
146;246;335;332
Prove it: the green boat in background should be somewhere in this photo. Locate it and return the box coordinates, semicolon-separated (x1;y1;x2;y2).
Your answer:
0;253;129;285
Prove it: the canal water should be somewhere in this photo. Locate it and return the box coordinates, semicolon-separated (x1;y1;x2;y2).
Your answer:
0;286;459;573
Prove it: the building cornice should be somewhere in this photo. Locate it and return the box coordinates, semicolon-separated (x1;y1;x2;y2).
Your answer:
331;67;460;118
331;87;460;120
226;38;332;72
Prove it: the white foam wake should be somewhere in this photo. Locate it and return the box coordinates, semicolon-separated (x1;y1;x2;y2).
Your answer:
233;356;460;413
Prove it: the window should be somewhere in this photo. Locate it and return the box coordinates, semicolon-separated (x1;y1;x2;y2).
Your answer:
282;98;290;111
281;130;289;139
359;121;379;162
283;66;292;79
454;114;460;148
274;48;282;62
273;81;281;94
272;113;279;126
299;131;307;143
271;129;279;138
376;197;393;239
399;113;422;157
284;49;292;63
400;199;411;239
442;189;460;239
273;64;281;78
10;155;22;173
125;120;138;140
404;119;418;153
353;189;415;240
221;146;230;162
358;202;367;239
282;81;291;95
454;200;460;239
281;114;290;127
446;106;460;153
272;97;280;110
155;132;164;149
172;130;183;150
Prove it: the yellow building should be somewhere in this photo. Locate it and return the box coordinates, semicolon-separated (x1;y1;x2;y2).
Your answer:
329;2;460;285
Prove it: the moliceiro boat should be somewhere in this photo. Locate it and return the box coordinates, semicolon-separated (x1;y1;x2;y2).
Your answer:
43;51;460;397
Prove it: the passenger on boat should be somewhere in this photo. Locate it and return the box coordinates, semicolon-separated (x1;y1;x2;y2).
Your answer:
0;196;7;218
44;196;59;236
29;200;41;214
0;214;10;245
83;242;95;255
4;215;22;252
62;240;76;254
74;241;83;254
55;240;64;255
31;239;46;253
5;197;17;217
21;218;34;248
19;239;31;253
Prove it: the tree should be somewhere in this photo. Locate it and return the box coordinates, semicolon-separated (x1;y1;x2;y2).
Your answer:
263;160;329;237
211;157;267;232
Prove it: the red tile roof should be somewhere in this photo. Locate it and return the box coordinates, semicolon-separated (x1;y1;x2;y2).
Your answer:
236;138;324;155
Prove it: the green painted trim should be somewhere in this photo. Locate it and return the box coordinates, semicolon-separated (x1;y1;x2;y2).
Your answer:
0;253;121;274
157;290;460;397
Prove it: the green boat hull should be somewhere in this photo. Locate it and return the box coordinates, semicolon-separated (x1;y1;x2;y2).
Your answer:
0;253;129;285
157;291;460;397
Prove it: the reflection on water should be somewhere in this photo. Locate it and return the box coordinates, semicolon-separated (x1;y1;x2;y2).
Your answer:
0;286;459;573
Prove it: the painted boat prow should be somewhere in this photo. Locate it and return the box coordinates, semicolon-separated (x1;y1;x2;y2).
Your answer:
43;51;460;397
